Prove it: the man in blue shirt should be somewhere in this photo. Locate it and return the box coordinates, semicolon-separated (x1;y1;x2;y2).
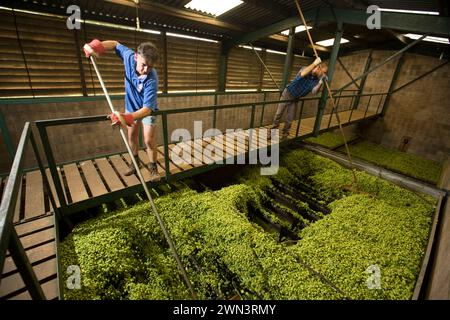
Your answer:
84;39;160;179
271;57;328;140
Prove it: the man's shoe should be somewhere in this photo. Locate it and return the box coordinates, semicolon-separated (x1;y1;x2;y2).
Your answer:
124;164;136;176
124;156;142;176
148;162;160;181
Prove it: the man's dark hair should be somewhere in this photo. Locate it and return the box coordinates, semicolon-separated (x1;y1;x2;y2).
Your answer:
137;42;159;65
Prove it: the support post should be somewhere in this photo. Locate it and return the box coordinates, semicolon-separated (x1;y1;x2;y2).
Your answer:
218;45;228;92
162;113;171;180
212;93;218;129
258;49;266;91
381;52;405;117
73;30;88;97
35;124;68;214
313;22;343;135
282;27;295;89
352;50;373;110
0;109;15;161
161;31;169;94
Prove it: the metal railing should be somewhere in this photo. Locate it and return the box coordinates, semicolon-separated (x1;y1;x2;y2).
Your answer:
1;89;384;299
34;90;385;209
0;122;65;300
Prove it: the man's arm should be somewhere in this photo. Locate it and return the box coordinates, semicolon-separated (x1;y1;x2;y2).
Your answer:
299;57;322;78
311;82;323;95
101;40;118;52
83;39;118;57
131;107;152;120
110;107;152;127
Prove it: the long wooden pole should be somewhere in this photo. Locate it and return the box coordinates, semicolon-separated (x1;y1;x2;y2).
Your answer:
89;56;197;299
294;0;358;183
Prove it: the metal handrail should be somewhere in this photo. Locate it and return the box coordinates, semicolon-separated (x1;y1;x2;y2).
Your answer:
0;123;59;300
0;88;386;299
35;90;387;186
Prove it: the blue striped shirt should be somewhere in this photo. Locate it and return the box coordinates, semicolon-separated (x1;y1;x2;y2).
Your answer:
286;67;320;98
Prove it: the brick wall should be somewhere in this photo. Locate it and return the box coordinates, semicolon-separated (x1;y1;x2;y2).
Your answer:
358;52;450;162
0;93;268;173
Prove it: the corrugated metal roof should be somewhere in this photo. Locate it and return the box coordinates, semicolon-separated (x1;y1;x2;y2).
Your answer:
4;0;447;58
367;0;438;12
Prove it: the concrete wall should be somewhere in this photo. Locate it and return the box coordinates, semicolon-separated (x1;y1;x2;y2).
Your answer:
1;49;448;174
0;92;274;174
357;52;450;163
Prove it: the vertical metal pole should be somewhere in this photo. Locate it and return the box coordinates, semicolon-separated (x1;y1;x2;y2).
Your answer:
9;228;45;300
260;91;267;126
282;27;295;89
36;124;68;213
73;30;88;96
313;22;343;135
162;113;170;181
218;45;228;92
257;49;266;92
364;95;373;118
352;50;373;109
89;56;197;299
328;96;340;129
250;104;256;129
29;132;72;229
375;94;385;114
295;100;305;137
213;93;217;129
161;31;169;94
381;53;406;117
0;108;15;161
348;94;356;122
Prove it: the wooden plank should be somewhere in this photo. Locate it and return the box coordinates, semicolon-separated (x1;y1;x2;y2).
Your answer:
156;146;182;174
0;258;57;298
62;164;89;203
200;136;225;163
187;140;206;166
24;170;45;220
215;134;236;158
253;128;270;148
2;240;56;275
176;141;204;167
192;138;215;165
94;158;124;192
232;131;249;152
79;160;108;197
168;144;194;171
9;228;55;252
109;155;140;187
14;214;54;237
137;150;164;181
9;277;59;300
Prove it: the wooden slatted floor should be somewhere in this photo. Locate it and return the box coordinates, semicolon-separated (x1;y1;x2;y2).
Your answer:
0;213;58;300
0;108;375;300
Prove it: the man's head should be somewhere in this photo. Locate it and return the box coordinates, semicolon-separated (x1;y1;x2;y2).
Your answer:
134;42;159;76
312;63;328;78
